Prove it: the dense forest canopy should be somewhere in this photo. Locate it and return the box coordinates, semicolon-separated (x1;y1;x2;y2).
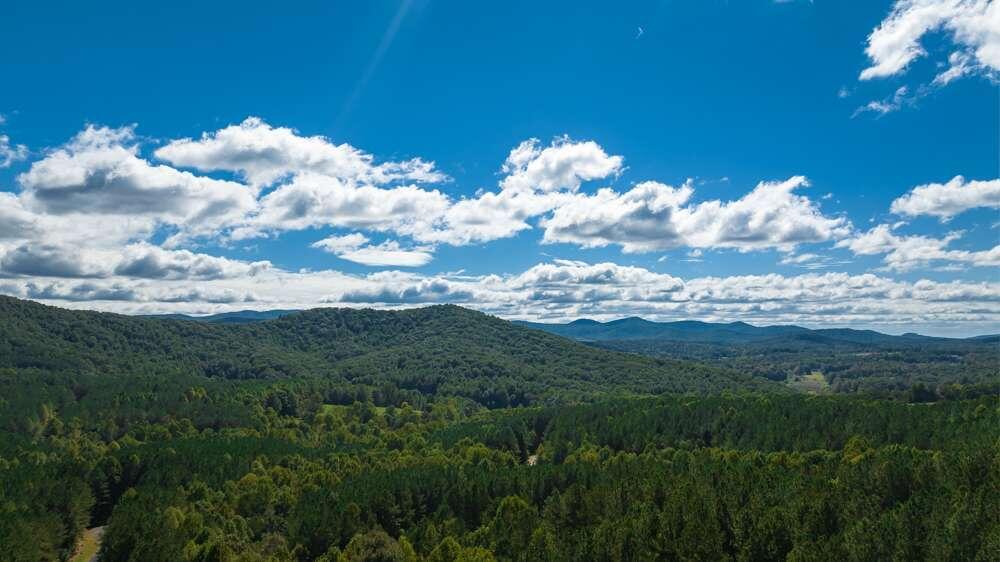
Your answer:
0;296;997;561
0;296;767;405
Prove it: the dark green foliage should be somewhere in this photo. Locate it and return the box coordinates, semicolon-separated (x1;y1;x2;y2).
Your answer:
0;296;997;561
591;336;999;396
3;390;996;561
339;529;409;562
0;296;766;403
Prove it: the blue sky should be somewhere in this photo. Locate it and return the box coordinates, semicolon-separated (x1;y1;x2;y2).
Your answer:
0;0;997;335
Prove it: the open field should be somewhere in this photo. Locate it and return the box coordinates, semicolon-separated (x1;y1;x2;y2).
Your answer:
69;527;103;562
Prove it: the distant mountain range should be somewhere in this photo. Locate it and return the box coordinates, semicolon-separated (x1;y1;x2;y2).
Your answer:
146;309;997;345
513;317;998;346
143;309;297;324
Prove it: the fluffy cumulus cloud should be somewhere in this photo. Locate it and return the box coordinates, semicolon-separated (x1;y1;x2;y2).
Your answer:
861;0;999;84
113;244;272;280
499;137;623;193
1;117;996;333
0;242;270;280
8;120;848;258
837;224;1000;271
0;129;274;282
418;189;575;245
890;175;1000;219
0;244;115;278
0;121;635;283
0;193;39;240
339;272;475;304
234;134;623;246
233;173;451;240
511;259;684;291
155;117;447;187
389;137;626;246
18;125;257;245
541;176;850;253
18;280;259;304
506;260;686;305
311;234;434;267
23;281;142;302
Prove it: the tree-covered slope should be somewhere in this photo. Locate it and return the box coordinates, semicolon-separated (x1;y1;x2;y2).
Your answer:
0;296;768;403
4;388;995;562
2;296;996;561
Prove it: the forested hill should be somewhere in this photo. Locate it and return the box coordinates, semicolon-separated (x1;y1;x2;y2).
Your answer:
0;296;768;404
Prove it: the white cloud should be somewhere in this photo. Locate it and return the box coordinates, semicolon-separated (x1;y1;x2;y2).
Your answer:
20;280;259;304
24;281;141;302
3;260;997;332
236;135;624;247
418;189;573;245
853;86;911;116
1;125;639;285
861;0;999;83
311;233;371;254
0;193;40;240
541;176;851;253
234;172;450;240
837;223;1000;271
780;253;822;265
779;252;851;270
400;136;623;245
934;50;977;83
0;134;27;168
890;175;1000;220
510;259;684;293
0;244;115;278
114;243;272;280
20;123;851;259
339;273;473;303
500;137;623;193
0;241;271;280
18;125;257;245
2;119;996;336
155;117;446;187
1;124;636;269
311;234;434;267
336;242;434;268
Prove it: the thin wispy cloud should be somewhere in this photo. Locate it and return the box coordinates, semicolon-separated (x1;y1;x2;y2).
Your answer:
336;0;415;126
